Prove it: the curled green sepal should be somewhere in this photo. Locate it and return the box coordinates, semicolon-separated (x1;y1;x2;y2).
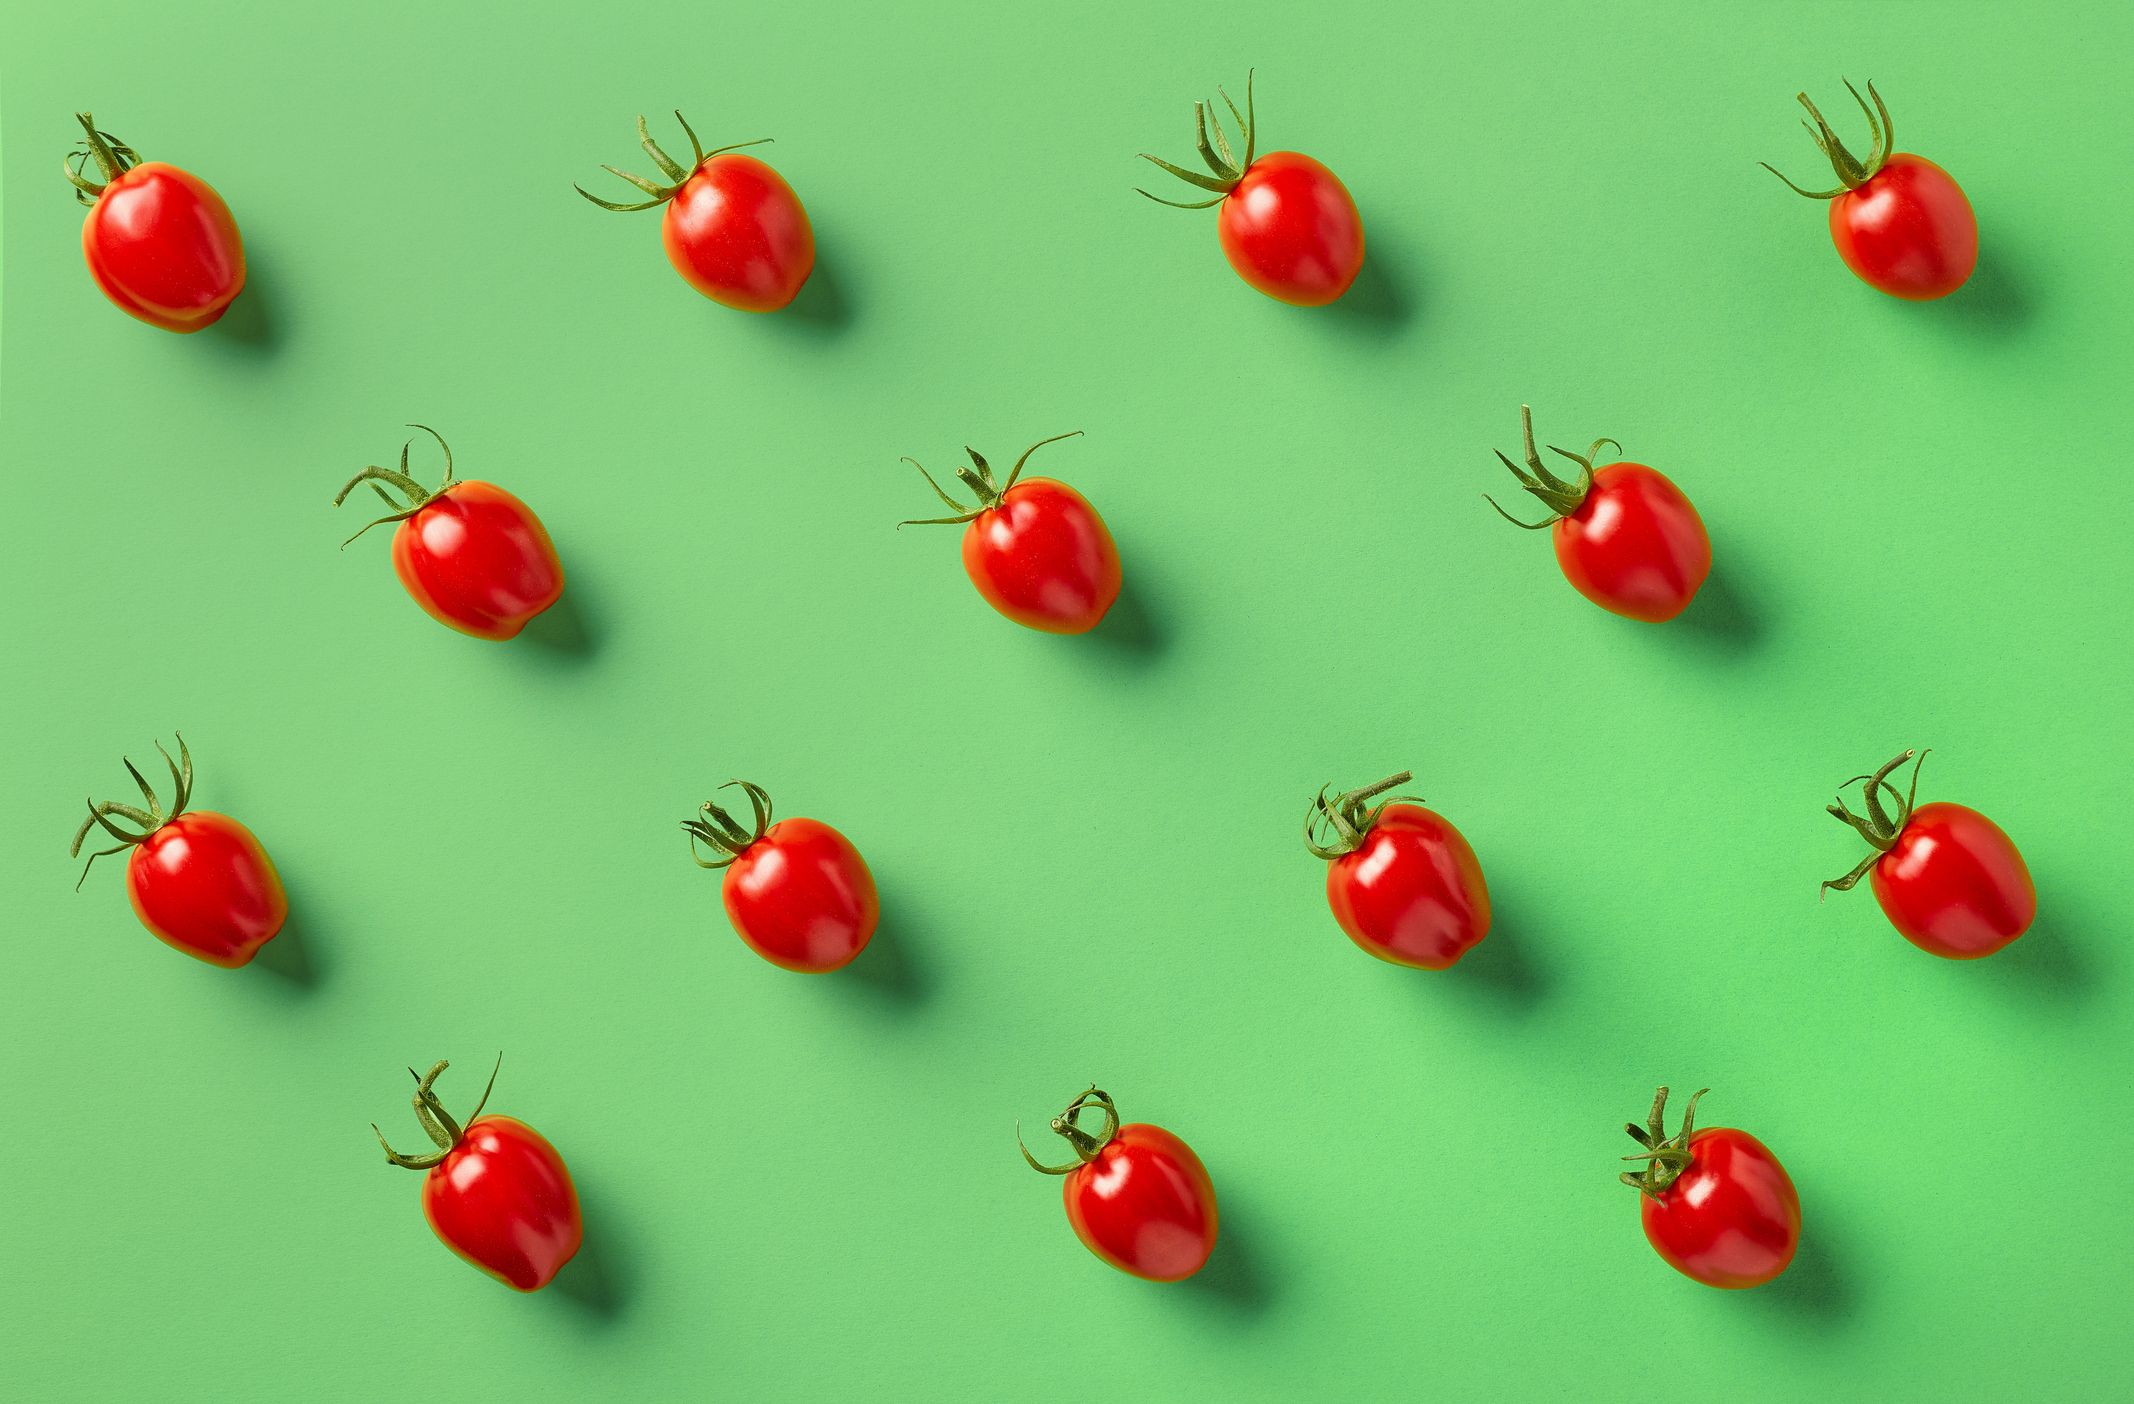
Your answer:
1761;80;1893;200
574;111;771;212
897;431;1082;527
372;1056;502;1171
1485;405;1615;530
1820;748;1927;898
63;113;140;207
69;733;193;889
1619;1085;1710;1201
1017;1085;1121;1175
682;780;774;869
1136;71;1256;209
1304;770;1420;860
332;425;457;548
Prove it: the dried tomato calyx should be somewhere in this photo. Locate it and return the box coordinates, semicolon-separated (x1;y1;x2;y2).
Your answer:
1620;1085;1710;1200
333;425;460;547
373;1058;502;1171
62;112;141;206
574;111;771;213
70;733;193;888
1821;748;1928;896
1304;771;1421;860
1136;70;1257;211
1486;404;1613;530
1761;80;1894;201
682;780;776;871
1017;1086;1121;1175
897;432;1083;527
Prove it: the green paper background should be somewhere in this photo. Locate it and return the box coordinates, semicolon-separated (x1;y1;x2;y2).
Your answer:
4;2;2130;1399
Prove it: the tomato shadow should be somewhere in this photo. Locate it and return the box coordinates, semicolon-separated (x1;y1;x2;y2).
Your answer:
1939;248;2030;336
1178;1192;1273;1317
251;913;325;990
1090;571;1167;660
833;878;934;1007
1749;1221;1851;1325
773;244;853;332
521;571;601;660
1432;894;1550;1013
1318;227;1416;334
209;252;280;352
554;1170;634;1323
1982;901;2092;1006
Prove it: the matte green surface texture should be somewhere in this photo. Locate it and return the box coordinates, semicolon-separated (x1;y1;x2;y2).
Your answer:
4;3;2130;1400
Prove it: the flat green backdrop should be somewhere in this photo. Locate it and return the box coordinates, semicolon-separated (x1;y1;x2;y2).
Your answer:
5;3;2129;1399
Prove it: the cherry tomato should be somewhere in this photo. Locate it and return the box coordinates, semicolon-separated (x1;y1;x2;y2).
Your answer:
1306;771;1490;969
578;112;813;312
1763;81;1976;301
65;113;245;333
334;426;565;641
1622;1087;1800;1290
374;1060;582;1292
683;780;878;972
900;432;1121;635
1138;72;1364;305
1019;1087;1218;1282
1489;404;1710;623
1821;749;2034;958
70;734;285;968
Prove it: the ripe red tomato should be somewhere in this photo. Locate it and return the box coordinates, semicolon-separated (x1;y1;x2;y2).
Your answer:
1306;771;1490;969
578;112;813;312
1763;82;1976;300
1622;1087;1800;1290
1489;404;1710;623
900;432;1121;635
374;1060;582;1292
1821;749;2034;958
1019;1087;1218;1282
335;426;565;641
70;735;285;967
684;780;879;972
66;113;245;333
1138;73;1364;305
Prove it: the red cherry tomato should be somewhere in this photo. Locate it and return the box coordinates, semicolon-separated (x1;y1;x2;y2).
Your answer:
1139;73;1364;305
683;780;879;973
374;1060;582;1292
1821;749;2034;958
1306;771;1490;969
70;734;285;968
1623;1088;1800;1290
66;113;245;333
901;432;1121;635
579;112;814;312
1764;82;1976;300
1019;1087;1218;1282
335;427;565;641
1489;404;1710;623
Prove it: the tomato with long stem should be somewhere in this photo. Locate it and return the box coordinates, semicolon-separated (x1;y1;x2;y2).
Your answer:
1821;749;2034;958
577;111;814;312
70;734;285;968
899;432;1121;635
683;780;879;973
1019;1086;1218;1282
1762;81;1976;300
334;426;565;641
1622;1087;1800;1290
1306;771;1490;970
65;112;245;333
1138;72;1364;306
1488;404;1711;623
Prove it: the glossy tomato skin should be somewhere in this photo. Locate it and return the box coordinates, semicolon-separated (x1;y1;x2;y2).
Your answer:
1063;1123;1219;1282
1325;803;1490;970
1217;151;1364;306
389;481;565;640
123;811;286;967
1869;802;2034;958
1640;1127;1800;1289
662;153;815;312
82;162;245;332
1829;155;1977;301
1553;462;1711;623
723;817;879;972
421;1116;582;1292
960;478;1122;634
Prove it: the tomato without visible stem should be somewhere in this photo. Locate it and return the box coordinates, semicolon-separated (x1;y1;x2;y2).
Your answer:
67;113;245;333
1021;1088;1218;1282
1623;1088;1799;1290
1308;773;1490;969
684;781;878;972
